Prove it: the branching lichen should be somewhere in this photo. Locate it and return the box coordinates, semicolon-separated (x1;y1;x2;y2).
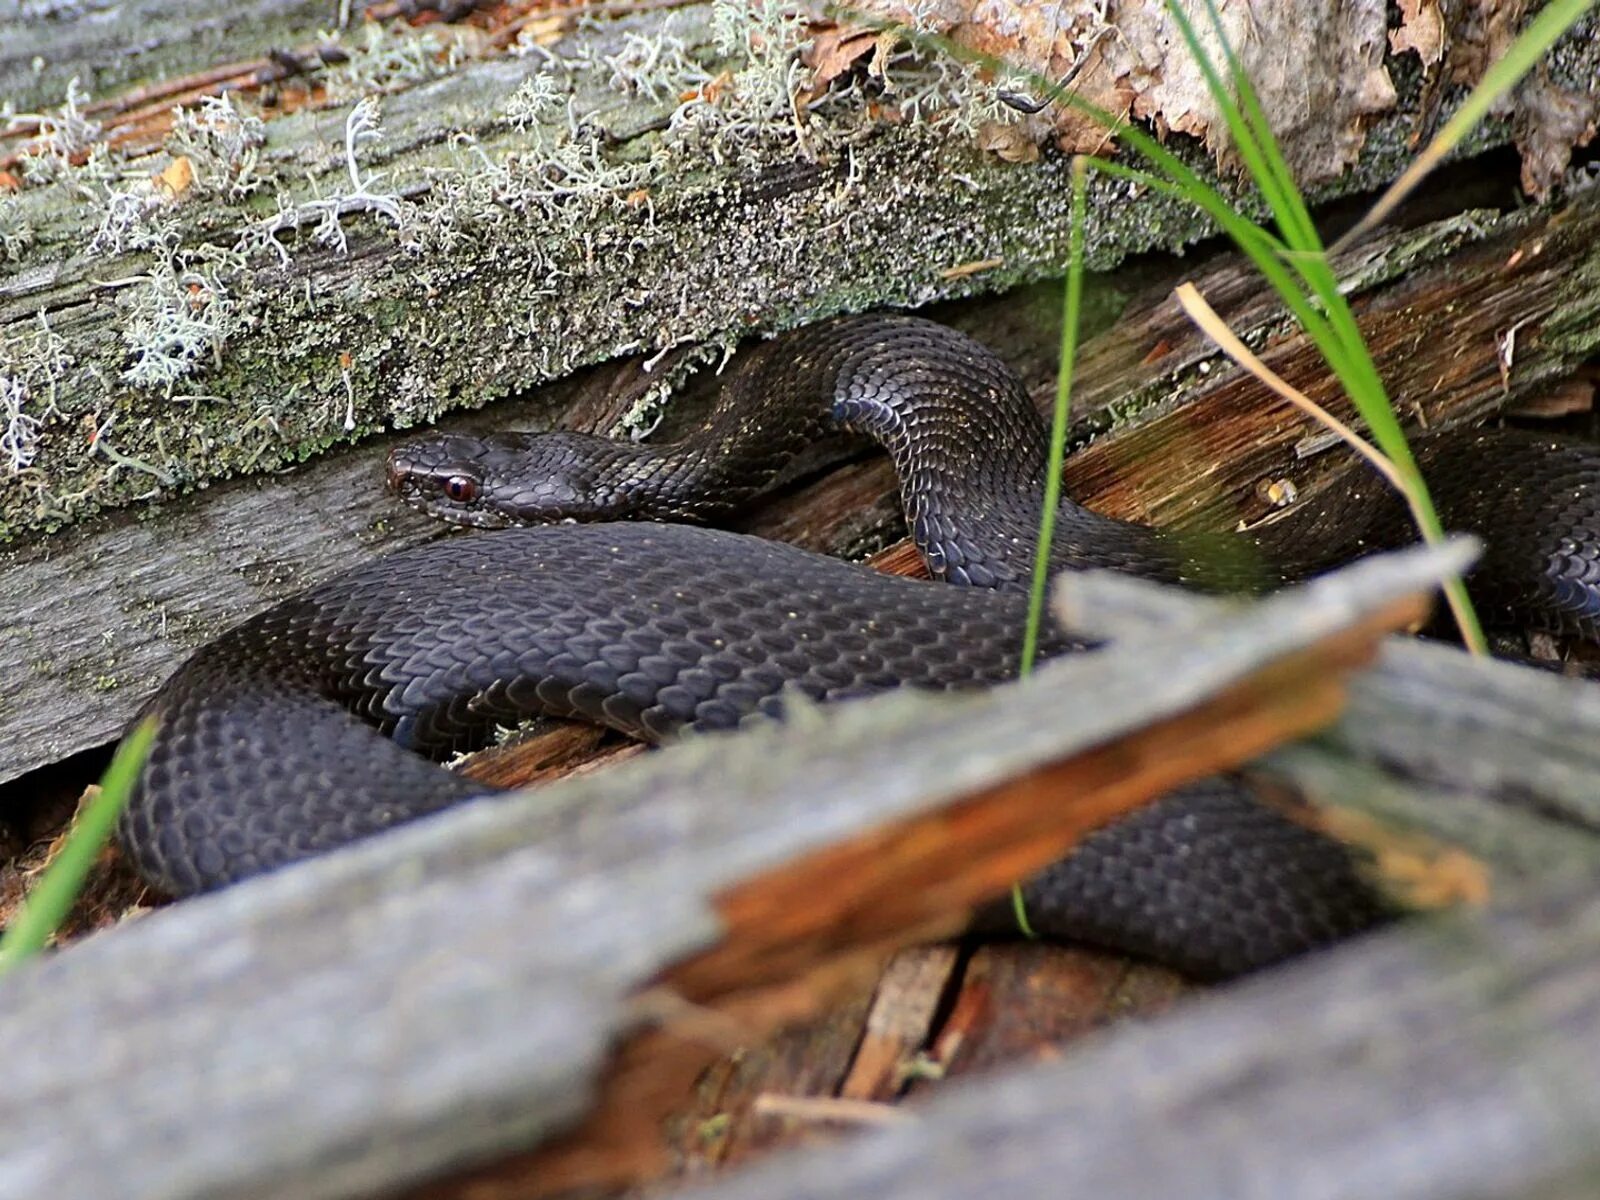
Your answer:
116;255;240;392
1;310;71;502
166;94;269;199
85;178;178;257
322;20;472;99
238;98;413;264
6;77;104;186
0;195;36;262
0;375;42;474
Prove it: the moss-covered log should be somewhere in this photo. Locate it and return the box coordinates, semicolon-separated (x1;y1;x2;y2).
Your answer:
3;0;1595;541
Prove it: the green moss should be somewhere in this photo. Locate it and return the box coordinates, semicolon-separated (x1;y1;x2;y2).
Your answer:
0;1;1562;543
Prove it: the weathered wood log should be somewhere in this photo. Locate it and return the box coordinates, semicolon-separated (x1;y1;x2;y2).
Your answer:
1066;567;1600;881
6;188;1600;789
667;871;1600;1200
2;0;1595;541
0;542;1462;1200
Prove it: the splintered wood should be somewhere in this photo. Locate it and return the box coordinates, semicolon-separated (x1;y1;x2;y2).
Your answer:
403;547;1458;1200
0;540;1483;1200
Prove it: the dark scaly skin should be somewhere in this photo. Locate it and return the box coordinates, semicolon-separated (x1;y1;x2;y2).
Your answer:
377;313;1600;971
120;522;1385;979
122;525;1062;890
392;315;1600;635
141;311;1585;979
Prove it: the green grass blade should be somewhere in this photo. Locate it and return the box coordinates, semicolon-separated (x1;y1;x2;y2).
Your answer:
1021;154;1089;676
0;717;156;976
1189;0;1320;251
1013;154;1090;935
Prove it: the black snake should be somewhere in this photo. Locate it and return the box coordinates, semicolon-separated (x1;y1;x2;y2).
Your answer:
117;314;1600;978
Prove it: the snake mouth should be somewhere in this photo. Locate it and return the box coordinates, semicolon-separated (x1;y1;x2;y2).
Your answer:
390;483;514;529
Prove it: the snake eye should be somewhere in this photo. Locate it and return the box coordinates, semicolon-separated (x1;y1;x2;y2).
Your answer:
444;475;478;504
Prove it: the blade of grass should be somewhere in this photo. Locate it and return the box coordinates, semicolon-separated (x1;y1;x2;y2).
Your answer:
1331;0;1599;253
1011;154;1089;938
1152;0;1485;651
1173;283;1485;650
1019;153;1089;677
0;717;156;976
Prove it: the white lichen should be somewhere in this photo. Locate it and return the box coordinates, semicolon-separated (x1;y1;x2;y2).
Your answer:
0;196;36;261
116;257;239;392
598;29;710;104
0;310;71;477
166;93;269;198
0;374;41;473
667;0;812;161
504;70;567;137
85;178;178;257
7;77;104;185
322;20;471;100
238;97;412;264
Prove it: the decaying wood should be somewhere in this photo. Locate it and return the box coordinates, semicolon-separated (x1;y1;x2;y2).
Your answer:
650;937;1188;1183
839;944;962;1101
0;541;1460;1200
7;188;1600;791
675;873;1600;1200
670;970;883;1172
1063;566;1600;883
910;943;1188;1083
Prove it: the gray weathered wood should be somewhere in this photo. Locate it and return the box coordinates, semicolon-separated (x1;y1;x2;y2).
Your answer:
1071;565;1600;878
677;874;1600;1200
0;0;343;115
0;542;1470;1200
4;0;1592;539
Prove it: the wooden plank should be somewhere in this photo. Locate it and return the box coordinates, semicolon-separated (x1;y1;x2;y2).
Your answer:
1068;566;1600;877
7;0;1586;540
0;542;1459;1200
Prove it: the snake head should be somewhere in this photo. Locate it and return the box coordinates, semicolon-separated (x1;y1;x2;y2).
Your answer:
386;431;663;528
387;435;517;528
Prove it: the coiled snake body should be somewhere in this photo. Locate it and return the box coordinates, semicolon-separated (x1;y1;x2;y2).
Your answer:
119;315;1600;978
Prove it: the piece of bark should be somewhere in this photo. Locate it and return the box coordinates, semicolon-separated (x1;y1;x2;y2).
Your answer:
666;976;882;1176
837;944;962;1101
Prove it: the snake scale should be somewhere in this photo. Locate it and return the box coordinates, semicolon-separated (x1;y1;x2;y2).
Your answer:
117;314;1600;978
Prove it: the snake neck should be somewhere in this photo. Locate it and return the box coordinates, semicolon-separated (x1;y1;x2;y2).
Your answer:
821;315;1128;591
821;315;1302;595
